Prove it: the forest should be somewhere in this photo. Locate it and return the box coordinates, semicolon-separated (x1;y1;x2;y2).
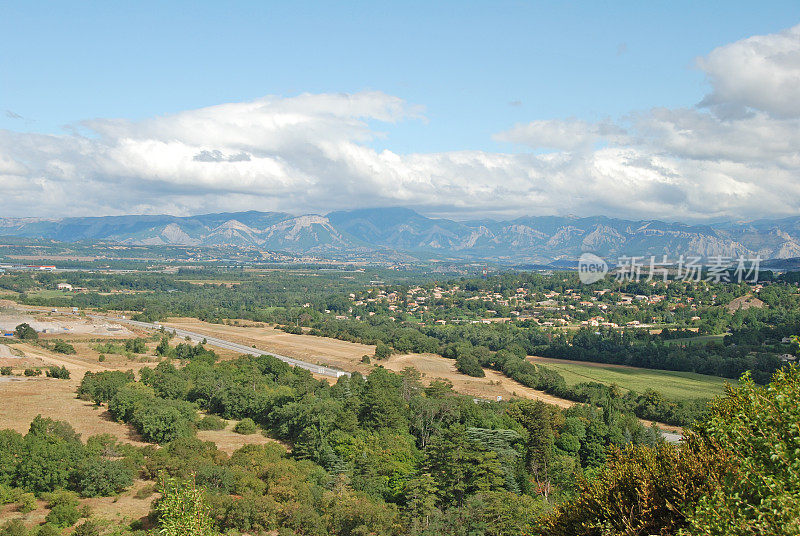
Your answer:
2;338;798;535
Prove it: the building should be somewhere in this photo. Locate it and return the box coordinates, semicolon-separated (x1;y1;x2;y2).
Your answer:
57;283;73;291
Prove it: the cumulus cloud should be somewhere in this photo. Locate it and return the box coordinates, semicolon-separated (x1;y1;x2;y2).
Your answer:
698;23;800;118
2;24;800;222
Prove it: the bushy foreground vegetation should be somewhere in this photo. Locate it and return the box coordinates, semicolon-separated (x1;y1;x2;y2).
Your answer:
3;347;799;535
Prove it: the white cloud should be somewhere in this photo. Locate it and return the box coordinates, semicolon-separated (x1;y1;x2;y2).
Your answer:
698;24;800;118
494;119;625;151
2;24;800;222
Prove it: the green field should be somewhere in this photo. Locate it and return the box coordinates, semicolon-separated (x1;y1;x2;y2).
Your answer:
663;333;726;346
534;359;730;400
26;289;74;299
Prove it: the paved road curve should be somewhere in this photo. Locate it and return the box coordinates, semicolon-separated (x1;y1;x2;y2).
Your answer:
98;316;350;379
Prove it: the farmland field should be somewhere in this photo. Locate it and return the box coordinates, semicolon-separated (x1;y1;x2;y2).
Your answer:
528;356;729;400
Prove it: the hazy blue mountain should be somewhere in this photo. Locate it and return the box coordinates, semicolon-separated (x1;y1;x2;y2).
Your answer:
3;208;800;263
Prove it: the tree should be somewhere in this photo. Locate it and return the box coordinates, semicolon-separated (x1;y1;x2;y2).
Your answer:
14;323;37;340
124;338;147;354
455;353;485;377
359;368;407;431
424;425;505;508
507;400;561;500
403;472;438;534
686;365;800;535
374;343;392;360
73;457;134;497
156;336;171;356
155;474;217;536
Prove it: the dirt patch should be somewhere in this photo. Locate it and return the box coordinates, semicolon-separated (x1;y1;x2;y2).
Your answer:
382;353;574;408
0;375;148;445
163;318;376;371
0;309;133;338
727;294;765;313
197;417;287;454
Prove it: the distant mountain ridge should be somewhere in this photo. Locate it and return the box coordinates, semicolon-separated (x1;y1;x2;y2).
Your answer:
3;208;800;263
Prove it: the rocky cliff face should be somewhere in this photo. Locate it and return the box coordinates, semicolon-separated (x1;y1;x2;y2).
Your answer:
3;208;800;263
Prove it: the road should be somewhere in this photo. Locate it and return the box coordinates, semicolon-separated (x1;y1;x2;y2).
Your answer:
97;316;350;379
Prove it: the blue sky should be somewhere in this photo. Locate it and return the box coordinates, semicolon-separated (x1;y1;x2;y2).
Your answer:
2;1;798;153
2;2;800;220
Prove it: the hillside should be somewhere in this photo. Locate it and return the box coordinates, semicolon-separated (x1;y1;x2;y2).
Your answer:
4;208;800;262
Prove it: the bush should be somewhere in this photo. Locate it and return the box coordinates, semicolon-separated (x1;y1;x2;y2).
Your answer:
46;366;70;379
45;502;80;528
34;525;61;536
23;368;42;377
233;418;257;435
124;338;147;354
16;492;38;513
361;355;371;364
0;519;28;536
52;341;76;355
197;415;226;431
97;354;105;362
73;520;101;536
0;367;11;375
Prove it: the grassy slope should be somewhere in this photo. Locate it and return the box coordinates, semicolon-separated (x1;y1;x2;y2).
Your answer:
533;359;729;400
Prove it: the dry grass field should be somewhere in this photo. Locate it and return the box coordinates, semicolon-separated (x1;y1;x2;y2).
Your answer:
163;317;575;407
0;341;150;445
0;479;154;529
196;415;286;454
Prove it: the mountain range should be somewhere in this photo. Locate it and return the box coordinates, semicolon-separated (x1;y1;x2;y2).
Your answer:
2;208;800;264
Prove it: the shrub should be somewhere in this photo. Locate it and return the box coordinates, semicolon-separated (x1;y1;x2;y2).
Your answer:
34;525;61;536
124;338;147;354
136;405;195;443
155;474;215;536
361;355;371;364
197;415;226;431
45;502;80;528
73;520;101;536
16;492;38;513
52;341;76;355
97;354;105;362
0;367;11;375
24;368;42;377
78;370;135;404
0;519;28;536
233;418;257;435
46;366;70;379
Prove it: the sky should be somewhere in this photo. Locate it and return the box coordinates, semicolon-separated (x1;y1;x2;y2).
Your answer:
1;1;800;221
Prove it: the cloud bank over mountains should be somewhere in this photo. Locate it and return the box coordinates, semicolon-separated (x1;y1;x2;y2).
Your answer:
1;24;799;221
